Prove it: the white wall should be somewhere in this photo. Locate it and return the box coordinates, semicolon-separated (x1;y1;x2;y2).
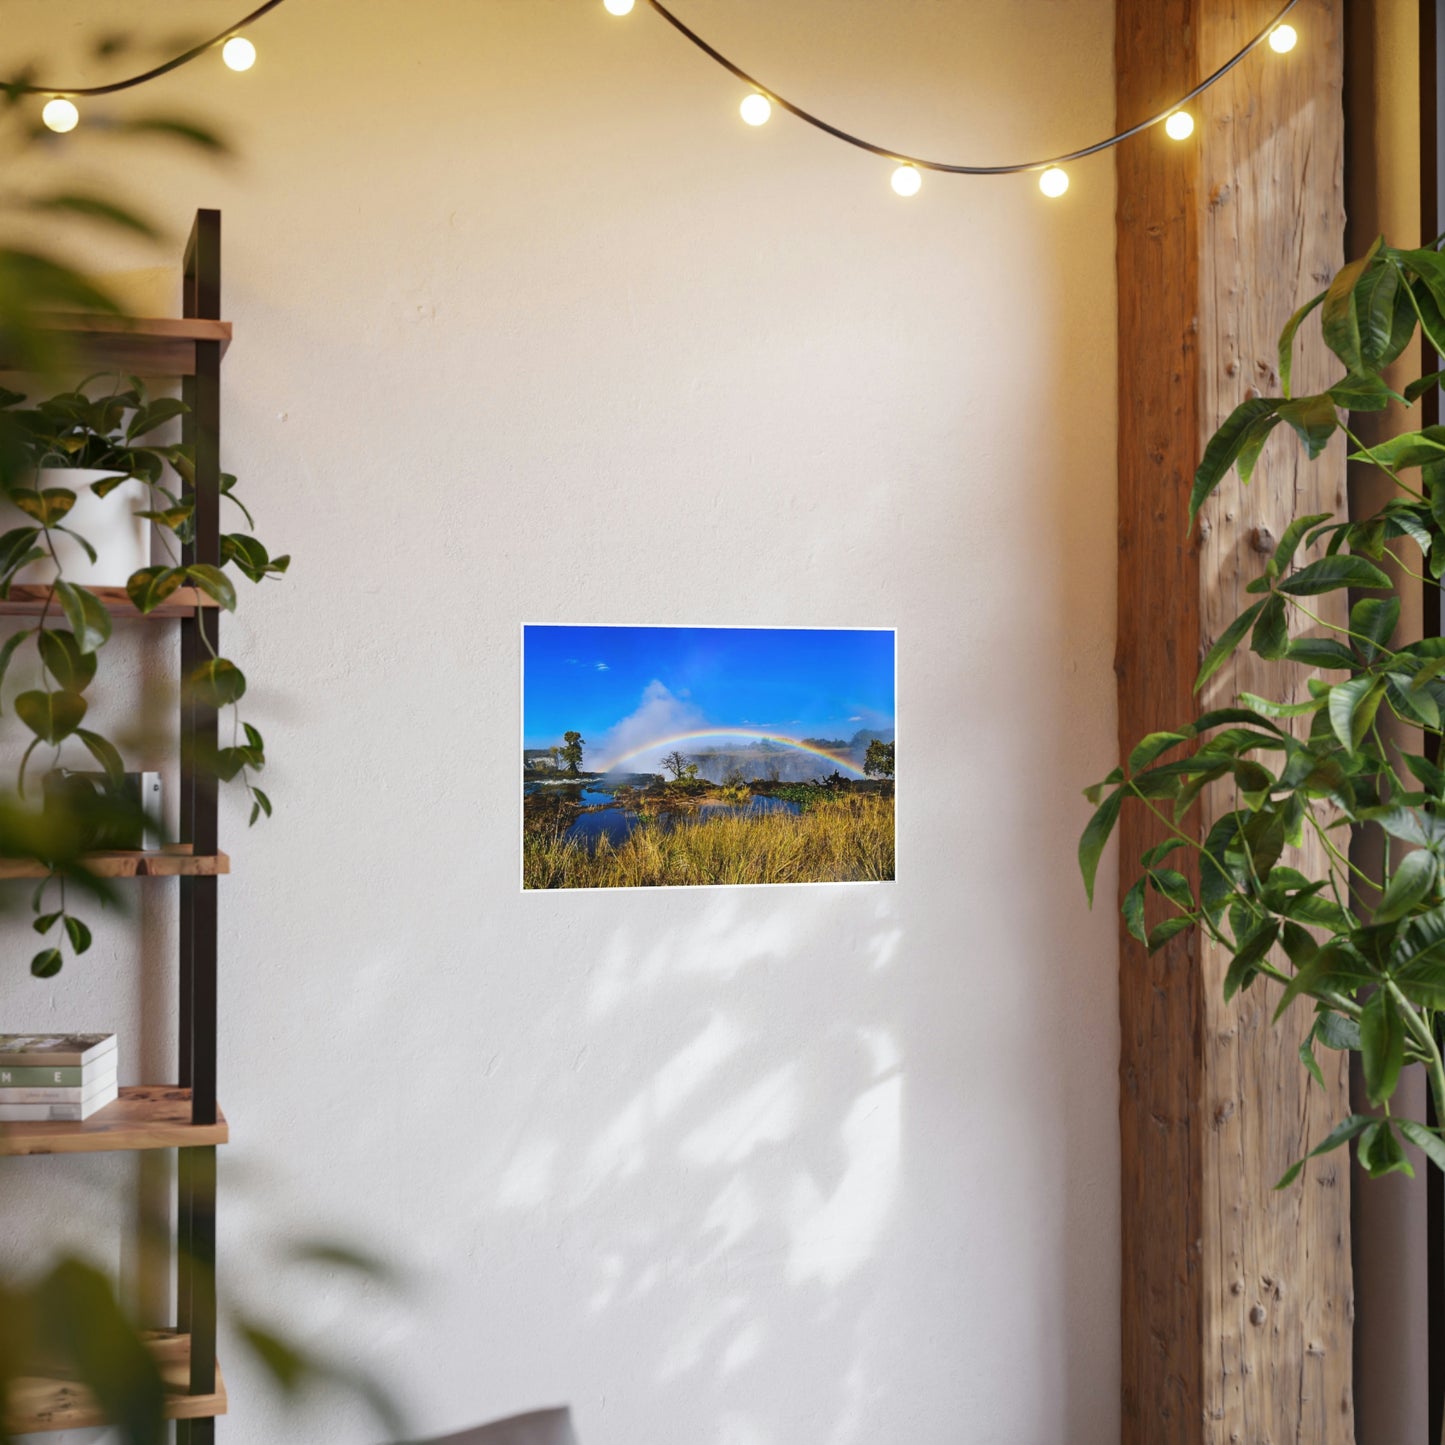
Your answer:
1;3;1120;1441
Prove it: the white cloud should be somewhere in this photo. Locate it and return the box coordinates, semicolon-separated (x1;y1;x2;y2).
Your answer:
595;681;707;772
595;662;610;671
848;715;862;722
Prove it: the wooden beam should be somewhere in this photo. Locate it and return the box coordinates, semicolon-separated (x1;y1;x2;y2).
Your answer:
1115;2;1353;1440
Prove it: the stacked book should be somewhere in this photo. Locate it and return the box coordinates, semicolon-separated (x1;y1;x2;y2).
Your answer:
0;1033;118;1121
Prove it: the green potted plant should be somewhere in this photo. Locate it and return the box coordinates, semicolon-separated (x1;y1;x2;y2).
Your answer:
0;379;288;975
1082;236;1445;1181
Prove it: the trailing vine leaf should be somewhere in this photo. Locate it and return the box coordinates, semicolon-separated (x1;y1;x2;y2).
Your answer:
186;657;246;707
53;580;111;652
124;565;184;613
15;688;86;744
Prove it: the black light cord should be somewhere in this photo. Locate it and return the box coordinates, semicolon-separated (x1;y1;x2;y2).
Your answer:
644;0;1303;174
16;0;289;98
17;0;1301;177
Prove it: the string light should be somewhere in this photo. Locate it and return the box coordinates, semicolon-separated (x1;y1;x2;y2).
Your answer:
16;0;1303;202
739;92;772;127
891;164;922;198
41;98;79;133
1038;167;1069;198
221;36;257;71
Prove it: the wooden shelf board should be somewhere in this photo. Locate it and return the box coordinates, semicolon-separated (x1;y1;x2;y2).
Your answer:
0;1085;227;1157
0;847;229;880
1;313;231;376
0;584;217;618
5;1329;226;1433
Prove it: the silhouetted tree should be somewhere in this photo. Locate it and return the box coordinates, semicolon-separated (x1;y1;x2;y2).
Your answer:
660;749;692;780
864;739;895;778
560;731;585;775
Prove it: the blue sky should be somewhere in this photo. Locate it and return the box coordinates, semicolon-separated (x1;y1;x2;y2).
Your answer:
523;626;895;763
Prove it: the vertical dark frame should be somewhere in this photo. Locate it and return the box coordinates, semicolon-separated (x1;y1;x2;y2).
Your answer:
1425;6;1445;1438
177;208;222;1437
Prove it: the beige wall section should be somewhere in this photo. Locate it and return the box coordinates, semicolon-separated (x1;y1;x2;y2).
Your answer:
0;3;1120;1443
1343;4;1430;1444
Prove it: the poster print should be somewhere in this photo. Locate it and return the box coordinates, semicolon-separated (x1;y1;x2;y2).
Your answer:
522;625;895;890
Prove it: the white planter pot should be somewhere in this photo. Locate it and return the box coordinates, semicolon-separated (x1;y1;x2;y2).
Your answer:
4;469;151;588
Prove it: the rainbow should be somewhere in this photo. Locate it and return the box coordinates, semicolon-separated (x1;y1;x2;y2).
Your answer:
600;729;865;777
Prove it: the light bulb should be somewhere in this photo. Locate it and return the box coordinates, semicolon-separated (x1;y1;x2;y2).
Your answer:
222;36;256;71
740;93;772;127
42;98;79;133
1039;166;1069;198
890;164;922;198
1164;110;1194;140
1268;23;1297;53
604;0;635;14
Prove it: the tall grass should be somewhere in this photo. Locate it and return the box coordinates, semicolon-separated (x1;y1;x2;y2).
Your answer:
524;793;894;889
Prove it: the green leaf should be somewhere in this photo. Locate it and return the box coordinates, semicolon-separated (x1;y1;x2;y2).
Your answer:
1235;691;1322;719
64;915;92;955
1128;732;1188;773
1299;1022;1325;1090
25;192;161;239
125;397;188;441
1196;599;1266;691
1317;1012;1362;1050
1146;915;1193;954
1361;1119;1415;1178
1284;637;1356;669
1351;425;1445;470
1406;369;1445;403
184;563;236;612
52;580;111;653
1274;1159;1306;1190
1079;789;1123;906
1329;372;1396;412
1235;412;1282;488
0;625;32;711
1083;766;1124;807
1222;920;1279;1001
1278;289;1326;398
1360;989;1405;1105
1404;752;1445;795
1375;848;1438;922
1190;399;1280;523
1270;511;1334;577
1328;675;1385;752
186;657;247;708
251;786;272;820
1355;256;1402;365
1320;246;1375;372
1277;555;1393;595
30;947;62;978
1398;1119;1445;1172
1251;594;1289;659
1352;596;1400;661
75;728;125;785
37;629;96;692
1122;878;1146;943
33;910;61;934
1274;943;1375;1022
14;688;85;744
1277;393;1339;458
125;565;184;614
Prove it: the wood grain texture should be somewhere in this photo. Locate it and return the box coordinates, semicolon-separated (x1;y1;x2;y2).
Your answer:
0;584;218;618
3;1329;226;1432
0;848;229;880
0;314;233;376
1116;2;1352;1440
0;1086;228;1156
